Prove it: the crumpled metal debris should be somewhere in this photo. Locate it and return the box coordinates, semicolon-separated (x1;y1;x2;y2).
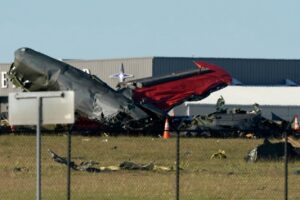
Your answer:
8;48;149;131
48;149;173;173
210;149;227;159
245;138;300;162
48;149;100;172
119;161;154;170
13;166;29;173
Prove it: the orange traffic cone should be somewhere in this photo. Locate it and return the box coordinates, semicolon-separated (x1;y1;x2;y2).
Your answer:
292;115;300;131
163;118;171;139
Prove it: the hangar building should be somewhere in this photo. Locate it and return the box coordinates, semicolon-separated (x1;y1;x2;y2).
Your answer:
0;56;299;120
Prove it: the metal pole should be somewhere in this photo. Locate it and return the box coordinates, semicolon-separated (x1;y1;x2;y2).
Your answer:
176;129;180;200
67;125;72;200
284;131;288;200
37;97;42;200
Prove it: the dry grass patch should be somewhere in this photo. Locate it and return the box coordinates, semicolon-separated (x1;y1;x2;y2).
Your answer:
0;135;299;199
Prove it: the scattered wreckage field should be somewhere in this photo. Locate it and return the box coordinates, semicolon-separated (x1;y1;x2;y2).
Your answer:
0;135;300;200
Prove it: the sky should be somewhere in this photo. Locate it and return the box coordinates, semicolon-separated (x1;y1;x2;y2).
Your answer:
1;0;300;63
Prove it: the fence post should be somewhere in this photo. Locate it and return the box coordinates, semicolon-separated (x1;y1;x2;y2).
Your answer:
36;97;42;200
176;129;180;200
284;131;288;200
67;125;72;200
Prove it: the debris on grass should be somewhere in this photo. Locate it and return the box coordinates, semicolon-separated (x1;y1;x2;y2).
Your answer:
82;138;90;142
48;149;174;173
210;149;227;159
245;138;300;162
13;166;29;173
48;149;99;172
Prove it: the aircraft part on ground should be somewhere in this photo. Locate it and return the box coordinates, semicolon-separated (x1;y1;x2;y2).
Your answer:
245;138;300;162
48;149;173;172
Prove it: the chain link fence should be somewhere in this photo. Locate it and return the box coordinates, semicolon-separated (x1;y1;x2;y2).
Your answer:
0;129;300;200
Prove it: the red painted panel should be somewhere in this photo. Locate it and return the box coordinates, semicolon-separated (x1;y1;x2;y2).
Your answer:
133;61;232;111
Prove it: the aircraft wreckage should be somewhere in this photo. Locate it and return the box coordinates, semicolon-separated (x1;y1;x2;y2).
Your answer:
178;97;289;138
8;47;232;133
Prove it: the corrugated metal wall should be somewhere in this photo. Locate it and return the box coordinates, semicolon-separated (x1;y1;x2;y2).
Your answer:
153;57;300;85
66;57;153;88
152;57;197;76
198;58;300;85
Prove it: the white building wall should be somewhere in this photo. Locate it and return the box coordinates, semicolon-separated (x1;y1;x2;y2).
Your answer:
174;86;300;121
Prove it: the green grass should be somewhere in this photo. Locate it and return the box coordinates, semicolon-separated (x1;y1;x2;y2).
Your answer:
0;135;299;200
